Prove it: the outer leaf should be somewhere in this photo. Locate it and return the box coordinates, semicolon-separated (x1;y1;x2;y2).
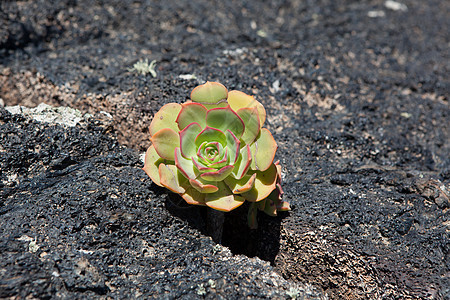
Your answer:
225;130;240;164
205;181;245;212
267;162;290;212
231;145;252;179
204;102;229;110
277;200;291;211
227;90;266;127
241;163;278;202
262;199;277;216
224;173;256;194
206;106;245;139
195;127;227;148
267;183;283;202
249;128;277;171
175;147;196;179
237;107;260;145
275;161;282;178
149;103;182;136
151;128;180;160
258;199;266;211
179;122;202;158
200;165;234;182
142;145;165;187
159;164;187;194
176;102;207;130
189;178;219;193
181;186;207;206
190;81;228;105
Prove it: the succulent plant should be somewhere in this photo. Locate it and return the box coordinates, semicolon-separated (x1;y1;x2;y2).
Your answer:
143;82;290;229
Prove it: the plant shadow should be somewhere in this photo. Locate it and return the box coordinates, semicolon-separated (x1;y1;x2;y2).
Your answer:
165;194;286;265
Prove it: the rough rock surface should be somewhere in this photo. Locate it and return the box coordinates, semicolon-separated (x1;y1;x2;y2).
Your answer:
0;108;323;299
1;0;449;299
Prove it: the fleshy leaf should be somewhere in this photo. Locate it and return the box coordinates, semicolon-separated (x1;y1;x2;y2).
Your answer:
175;147;197;179
192;156;216;173
277;200;291;211
196;143;210;165
205;181;245;212
237;107;260;145
275;161;282;178
181;186;207;206
142;145;165;187
262;199;277;216
209;149;229;169
149;103;182;136
180;122;202;158
176;102;207;130
159;164;187;194
241;163;278;202
268;179;290;212
225;130;240;164
258;199;266;211
224;173;256;194
249;128;277;171
189;178;219;193
190;81;228;105
227;90;266;127
204;102;229;110
151;128;180;160
200;165;234;182
267;184;282;202
198;142;224;164
231;145;252;179
195;127;227;148
206;106;245;139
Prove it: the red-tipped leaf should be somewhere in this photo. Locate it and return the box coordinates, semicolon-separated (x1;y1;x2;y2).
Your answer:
151;128;180;160
206;106;245;139
200;165;234;182
179;122;202;158
149;103;182;136
189;178;219;193
176;102;207;130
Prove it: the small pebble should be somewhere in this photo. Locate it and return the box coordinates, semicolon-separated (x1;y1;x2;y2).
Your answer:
367;10;386;18
385;0;408;11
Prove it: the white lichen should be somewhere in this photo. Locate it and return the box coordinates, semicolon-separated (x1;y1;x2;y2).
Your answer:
5;103;85;127
28;239;40;253
286;287;300;299
129;59;157;77
208;279;216;289
196;283;206;296
212;244;222;255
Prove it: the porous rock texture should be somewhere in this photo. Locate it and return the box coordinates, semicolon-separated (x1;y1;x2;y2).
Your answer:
1;0;449;299
0;108;323;299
